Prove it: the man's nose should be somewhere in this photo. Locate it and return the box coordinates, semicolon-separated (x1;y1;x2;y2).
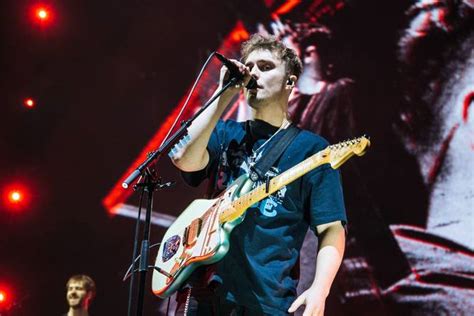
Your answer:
249;67;260;79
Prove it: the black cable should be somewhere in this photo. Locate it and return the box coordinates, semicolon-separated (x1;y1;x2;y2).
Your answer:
157;52;216;149
123;242;162;281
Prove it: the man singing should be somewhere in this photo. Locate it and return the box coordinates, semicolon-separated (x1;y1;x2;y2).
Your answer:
171;34;347;316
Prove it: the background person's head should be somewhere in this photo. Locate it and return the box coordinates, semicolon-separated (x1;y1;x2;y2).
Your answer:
66;275;96;310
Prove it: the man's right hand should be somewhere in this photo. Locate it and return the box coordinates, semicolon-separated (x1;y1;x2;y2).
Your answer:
219;59;252;97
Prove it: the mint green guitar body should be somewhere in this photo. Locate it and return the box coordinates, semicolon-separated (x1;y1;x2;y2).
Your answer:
152;174;254;298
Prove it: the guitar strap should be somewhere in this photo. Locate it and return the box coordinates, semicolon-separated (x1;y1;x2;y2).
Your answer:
249;124;300;183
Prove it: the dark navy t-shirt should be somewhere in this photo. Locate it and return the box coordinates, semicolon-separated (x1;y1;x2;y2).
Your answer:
183;119;346;314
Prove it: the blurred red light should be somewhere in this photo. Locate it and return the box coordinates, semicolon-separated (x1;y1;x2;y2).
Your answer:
37;9;48;20
0;287;13;311
30;5;53;25
3;184;31;211
24;98;35;108
8;191;23;204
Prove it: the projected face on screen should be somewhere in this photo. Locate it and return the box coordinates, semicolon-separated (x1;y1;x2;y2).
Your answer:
396;0;474;247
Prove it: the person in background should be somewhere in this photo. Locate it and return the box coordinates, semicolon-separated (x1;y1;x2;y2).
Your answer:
63;275;96;316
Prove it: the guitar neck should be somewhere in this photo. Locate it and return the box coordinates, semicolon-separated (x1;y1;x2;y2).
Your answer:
218;136;369;224
219;149;330;223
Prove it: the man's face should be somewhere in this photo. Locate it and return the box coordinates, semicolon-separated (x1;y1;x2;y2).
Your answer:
66;281;90;309
244;49;288;108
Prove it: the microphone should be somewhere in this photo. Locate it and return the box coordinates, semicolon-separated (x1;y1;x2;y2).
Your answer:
214;52;257;89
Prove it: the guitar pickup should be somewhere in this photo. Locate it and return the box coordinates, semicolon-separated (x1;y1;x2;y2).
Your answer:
183;218;202;247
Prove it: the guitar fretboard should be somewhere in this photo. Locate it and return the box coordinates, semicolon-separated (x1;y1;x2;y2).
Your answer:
215;136;369;224
218;150;329;223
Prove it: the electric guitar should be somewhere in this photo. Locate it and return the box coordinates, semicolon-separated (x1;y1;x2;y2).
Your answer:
152;136;370;298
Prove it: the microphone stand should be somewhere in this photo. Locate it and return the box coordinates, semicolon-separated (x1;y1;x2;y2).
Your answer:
123;76;240;316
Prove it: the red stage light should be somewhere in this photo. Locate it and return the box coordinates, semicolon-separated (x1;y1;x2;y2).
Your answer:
24;98;35;108
30;5;53;25
35;7;49;21
3;184;31;211
0;287;13;312
0;288;9;309
37;9;48;20
8;191;23;204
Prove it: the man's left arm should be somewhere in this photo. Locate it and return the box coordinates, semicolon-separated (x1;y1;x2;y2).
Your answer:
288;220;346;316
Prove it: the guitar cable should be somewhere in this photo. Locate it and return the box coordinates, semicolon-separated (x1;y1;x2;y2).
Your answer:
157;51;217;150
123;242;162;281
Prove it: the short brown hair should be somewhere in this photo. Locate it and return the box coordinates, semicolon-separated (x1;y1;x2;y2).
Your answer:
241;34;303;78
66;274;96;299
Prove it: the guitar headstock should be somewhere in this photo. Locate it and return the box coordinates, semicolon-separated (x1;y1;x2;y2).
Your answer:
323;136;371;169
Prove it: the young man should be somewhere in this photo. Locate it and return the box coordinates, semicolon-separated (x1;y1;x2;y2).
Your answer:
64;275;96;316
172;34;346;315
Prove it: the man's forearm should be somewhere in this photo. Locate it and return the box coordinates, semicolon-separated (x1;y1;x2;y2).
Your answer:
172;59;252;172
171;86;235;172
288;223;345;314
311;223;345;297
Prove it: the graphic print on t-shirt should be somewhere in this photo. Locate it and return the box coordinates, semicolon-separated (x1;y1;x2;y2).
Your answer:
215;139;287;218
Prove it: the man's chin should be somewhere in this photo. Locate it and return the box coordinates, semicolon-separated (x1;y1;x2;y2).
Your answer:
68;299;82;308
247;96;264;109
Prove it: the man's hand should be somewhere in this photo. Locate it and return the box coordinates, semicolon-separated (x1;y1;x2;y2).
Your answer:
288;286;327;316
219;59;251;97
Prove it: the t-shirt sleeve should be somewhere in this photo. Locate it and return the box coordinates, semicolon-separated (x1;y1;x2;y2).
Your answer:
181;120;226;187
303;142;347;233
